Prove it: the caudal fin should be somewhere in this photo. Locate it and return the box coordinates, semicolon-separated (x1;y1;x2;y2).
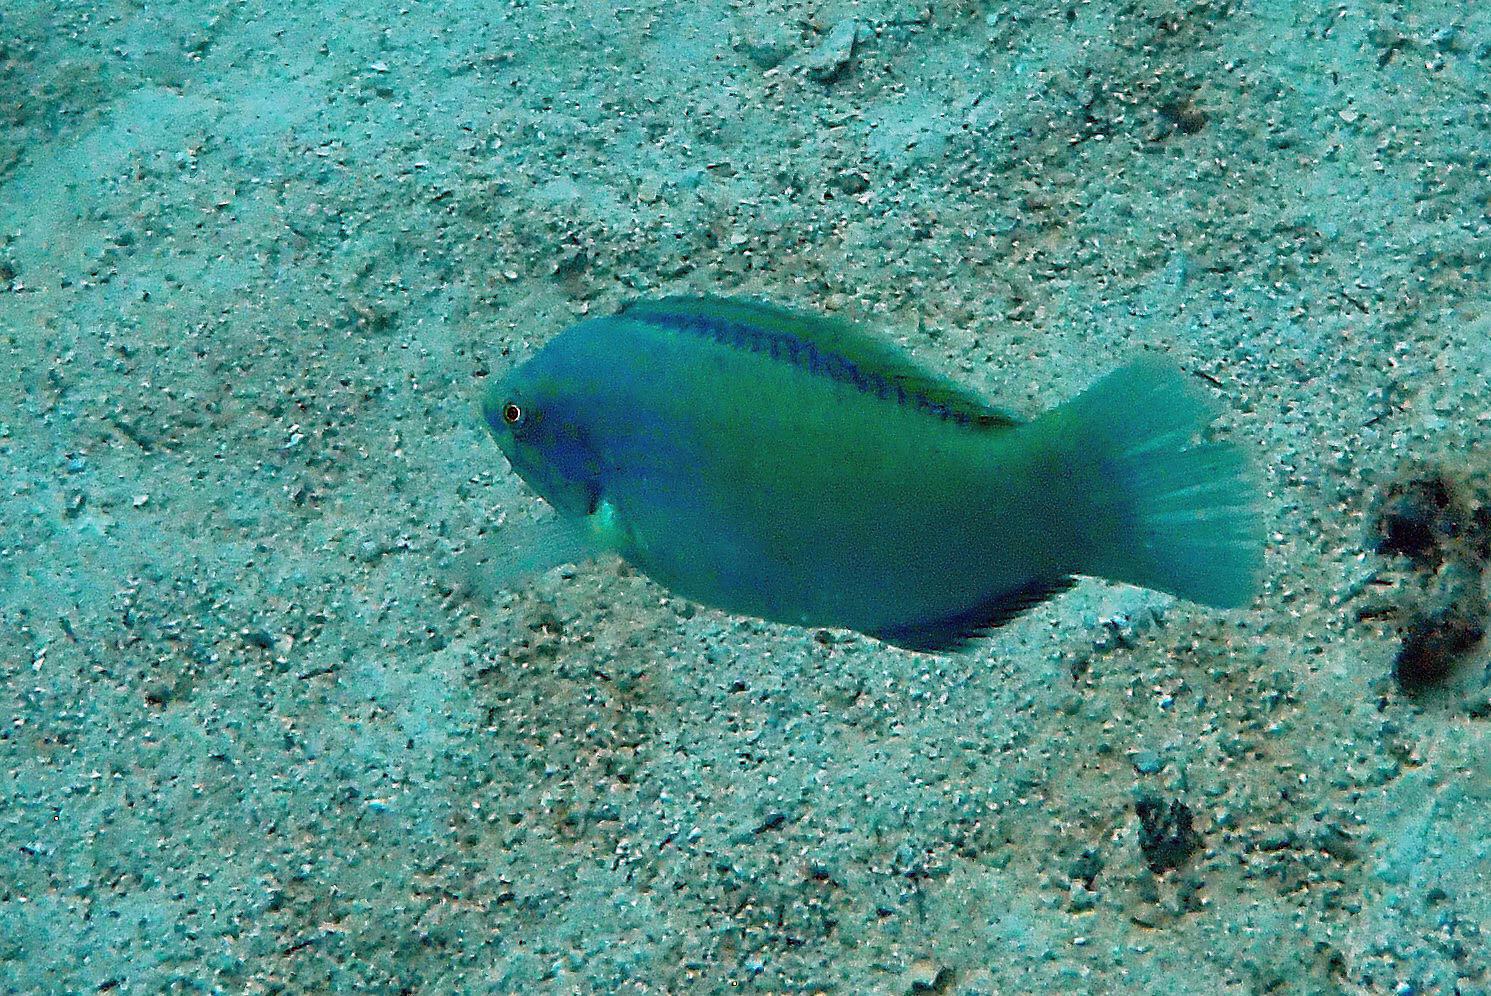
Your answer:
1049;357;1264;608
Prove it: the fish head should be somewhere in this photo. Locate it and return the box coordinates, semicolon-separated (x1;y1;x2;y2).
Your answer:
481;358;603;519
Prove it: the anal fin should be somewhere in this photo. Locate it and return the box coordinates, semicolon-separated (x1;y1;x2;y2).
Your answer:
867;578;1077;653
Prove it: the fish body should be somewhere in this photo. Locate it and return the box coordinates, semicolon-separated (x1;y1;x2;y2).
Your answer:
482;297;1261;651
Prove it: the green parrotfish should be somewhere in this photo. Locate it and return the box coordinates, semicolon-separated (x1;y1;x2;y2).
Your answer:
481;296;1262;651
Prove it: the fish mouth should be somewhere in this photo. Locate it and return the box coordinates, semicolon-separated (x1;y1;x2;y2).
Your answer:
479;391;507;437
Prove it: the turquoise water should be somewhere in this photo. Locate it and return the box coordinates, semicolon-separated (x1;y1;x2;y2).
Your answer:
3;1;1489;992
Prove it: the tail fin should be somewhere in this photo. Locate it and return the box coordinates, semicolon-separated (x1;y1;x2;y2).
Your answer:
1046;357;1264;608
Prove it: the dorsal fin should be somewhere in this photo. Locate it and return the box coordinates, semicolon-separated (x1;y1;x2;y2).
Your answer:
617;296;1022;429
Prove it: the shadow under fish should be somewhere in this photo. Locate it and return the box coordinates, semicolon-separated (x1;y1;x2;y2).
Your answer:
480;297;1263;652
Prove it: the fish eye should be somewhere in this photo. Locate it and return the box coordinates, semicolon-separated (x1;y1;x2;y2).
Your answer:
502;402;523;425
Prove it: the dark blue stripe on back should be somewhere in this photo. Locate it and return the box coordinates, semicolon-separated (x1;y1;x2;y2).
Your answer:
629;307;977;425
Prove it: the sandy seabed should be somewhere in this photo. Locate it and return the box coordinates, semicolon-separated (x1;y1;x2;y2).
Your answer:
3;1;1490;992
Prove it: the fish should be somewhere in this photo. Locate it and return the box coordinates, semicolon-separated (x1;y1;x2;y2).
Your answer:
480;296;1263;652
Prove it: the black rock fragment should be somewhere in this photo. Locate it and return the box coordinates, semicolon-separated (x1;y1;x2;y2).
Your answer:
1369;467;1491;694
1136;797;1202;874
